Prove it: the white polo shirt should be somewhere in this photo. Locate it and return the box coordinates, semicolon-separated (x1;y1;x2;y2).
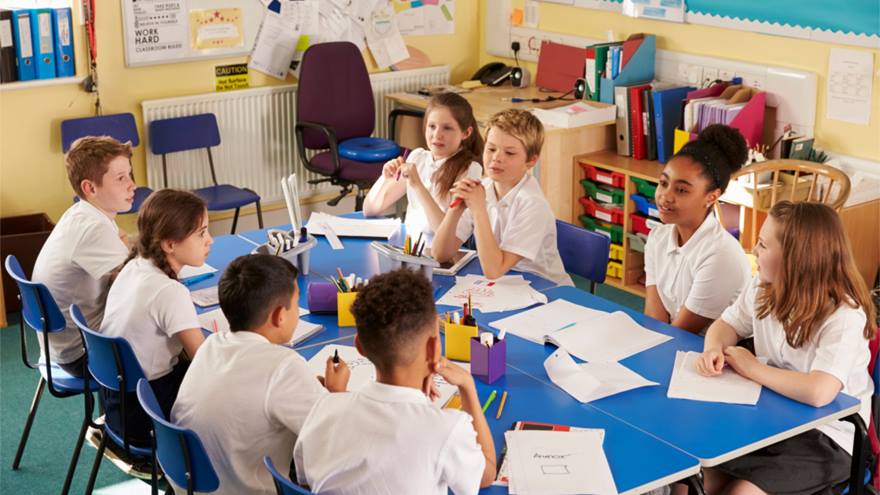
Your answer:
721;276;871;454
455;174;573;287
644;212;750;323
294;381;485;495
31;200;128;364
171;331;326;495
100;257;199;380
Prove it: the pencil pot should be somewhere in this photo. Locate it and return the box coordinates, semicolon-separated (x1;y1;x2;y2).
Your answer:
403;261;433;281
307;282;338;313
470;336;506;384
377;253;404;273
336;292;358;327
444;322;479;361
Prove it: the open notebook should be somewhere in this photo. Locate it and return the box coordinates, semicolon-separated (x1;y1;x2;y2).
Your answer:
196;307;322;347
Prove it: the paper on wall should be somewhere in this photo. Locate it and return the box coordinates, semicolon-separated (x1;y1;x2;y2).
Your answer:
365;5;409;69
249;6;301;80
826;48;874;125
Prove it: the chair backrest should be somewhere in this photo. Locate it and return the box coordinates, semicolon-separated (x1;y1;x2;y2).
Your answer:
61;113;140;152
136;379;220;493
71;305;146;393
149;114;221;155
867;330;880;489
555;220;610;286
4;255;66;333
263;456;315;495
296;41;375;149
733;159;851;211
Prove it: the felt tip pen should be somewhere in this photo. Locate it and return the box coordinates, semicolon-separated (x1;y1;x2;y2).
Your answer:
182;272;214;286
449;198;463;209
333;349;339;364
481;390;498;413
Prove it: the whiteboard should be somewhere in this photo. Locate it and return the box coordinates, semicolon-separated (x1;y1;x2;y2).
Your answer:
120;0;265;67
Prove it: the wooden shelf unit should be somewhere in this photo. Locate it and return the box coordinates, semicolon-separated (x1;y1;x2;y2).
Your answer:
572;150;666;298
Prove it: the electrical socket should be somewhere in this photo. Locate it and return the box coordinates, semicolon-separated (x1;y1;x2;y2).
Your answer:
738;73;764;90
687;65;703;86
677;63;690;83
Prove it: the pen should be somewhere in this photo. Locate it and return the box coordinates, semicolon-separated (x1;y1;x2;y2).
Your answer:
182;272;214;286
481;390;497;413
333;349;339;364
413;233;423;257
500;97;526;103
496;391;508;419
449;198;463;209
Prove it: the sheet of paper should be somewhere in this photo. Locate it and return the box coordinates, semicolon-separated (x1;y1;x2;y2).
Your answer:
826;48;874;125
489;299;608;344
191;285;219;307
548;311;672;363
435;274;548;314
189;8;244;50
577;361;659;402
248;8;301;80
198;307;318;345
306;212;401;239
543;349;601;403
667;351;763;405
505;429;617;495
306;344;465;407
365;5;408;69
178;263;217;279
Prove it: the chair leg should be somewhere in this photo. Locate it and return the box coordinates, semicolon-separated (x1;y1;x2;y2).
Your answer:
590;281;597;294
85;432;107;495
255;200;264;229
230;208;241;235
60;413;89;495
354;188;366;212
12;377;46;469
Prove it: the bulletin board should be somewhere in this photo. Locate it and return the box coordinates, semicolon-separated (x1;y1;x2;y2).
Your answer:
120;0;264;67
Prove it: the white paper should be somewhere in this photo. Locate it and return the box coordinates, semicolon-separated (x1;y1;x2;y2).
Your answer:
489;299;608;344
622;0;684;22
577;361;659;402
394;0;455;36
191;285;219;307
548;311;672;363
306;212;401;239
365;5;408;69
249;8;301;80
826;48;874;125
122;0;187;65
667;351;763;405
505;429;617;495
198;307;320;346
544;349;601;403
435;274;548;314
285;0;319;36
178;263;217;279
306;344;466;407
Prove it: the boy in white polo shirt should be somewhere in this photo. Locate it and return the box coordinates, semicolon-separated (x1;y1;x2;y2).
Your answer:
432;108;572;287
294;269;496;494
171;254;350;495
31;136;134;377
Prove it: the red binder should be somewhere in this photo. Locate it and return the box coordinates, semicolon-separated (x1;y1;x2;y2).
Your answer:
535;40;586;93
628;84;651;160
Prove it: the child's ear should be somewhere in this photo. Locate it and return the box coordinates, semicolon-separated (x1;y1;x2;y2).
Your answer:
80;179;96;198
525;154;539;169
462;126;473;140
269;305;285;328
159;239;175;255
354;334;365;355
425;321;441;366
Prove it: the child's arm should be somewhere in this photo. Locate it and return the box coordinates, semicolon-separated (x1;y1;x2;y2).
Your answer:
322;355;350;392
431;202;468;262
671;308;714;335
399;162;447;232
362;157;407;217
644;286;670;323
696;319;739;376
433;358;497;488
177;328;206;360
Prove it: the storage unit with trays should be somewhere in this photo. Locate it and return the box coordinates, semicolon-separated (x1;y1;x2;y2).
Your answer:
571;150;665;297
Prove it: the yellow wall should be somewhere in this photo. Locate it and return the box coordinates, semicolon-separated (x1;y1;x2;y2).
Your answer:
479;0;880;163
0;1;480;223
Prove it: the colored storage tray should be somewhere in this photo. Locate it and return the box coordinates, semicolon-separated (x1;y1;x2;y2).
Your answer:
580;180;625;205
579;196;624;225
606;260;623;279
609;243;624;261
579;215;624;244
631;177;658;198
580;162;625;188
626;232;649;253
630;213;662;236
630;194;660;219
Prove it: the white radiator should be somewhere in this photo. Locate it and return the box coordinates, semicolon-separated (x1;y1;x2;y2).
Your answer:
141;65;449;203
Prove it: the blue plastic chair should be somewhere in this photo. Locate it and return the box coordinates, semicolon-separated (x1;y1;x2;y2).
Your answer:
555;220;610;292
71;305;157;495
136;379;219;495
61;112;154;214
4;256;97;495
263;456;315;495
148;113;264;234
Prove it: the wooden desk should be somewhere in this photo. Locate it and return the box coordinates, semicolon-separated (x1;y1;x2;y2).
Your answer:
386;86;615;220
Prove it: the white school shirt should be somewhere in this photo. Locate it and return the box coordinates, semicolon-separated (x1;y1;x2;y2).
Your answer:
100;257;200;380
721;276;872;454
31;200;128;364
644;212;751;323
171;331;326;495
454;174;573;287
294;382;485;495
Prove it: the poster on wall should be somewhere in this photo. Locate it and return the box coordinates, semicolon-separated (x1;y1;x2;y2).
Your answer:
190;8;245;50
123;0;187;64
393;0;455;36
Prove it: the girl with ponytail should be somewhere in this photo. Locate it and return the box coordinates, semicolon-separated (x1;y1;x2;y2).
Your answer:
644;124;752;334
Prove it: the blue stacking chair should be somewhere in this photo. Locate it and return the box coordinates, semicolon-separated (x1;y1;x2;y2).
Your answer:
61;112;154;213
555;219;610;293
148;113;264;234
263;456;315;495
136;379;219;495
4;256;97;495
71;305;157;495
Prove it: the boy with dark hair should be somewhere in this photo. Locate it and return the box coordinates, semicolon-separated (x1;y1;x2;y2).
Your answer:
294;269;496;495
172;254;350;495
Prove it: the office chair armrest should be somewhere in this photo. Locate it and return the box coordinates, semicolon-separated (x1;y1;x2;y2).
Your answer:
841;413;870;495
295;121;341;177
388;108;425;142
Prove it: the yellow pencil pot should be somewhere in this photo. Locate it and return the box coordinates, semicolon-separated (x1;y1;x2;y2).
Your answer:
337;292;358;327
444;322;479;362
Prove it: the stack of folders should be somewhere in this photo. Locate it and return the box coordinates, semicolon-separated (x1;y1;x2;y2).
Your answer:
1;7;76;83
614;81;695;162
682;85;757;135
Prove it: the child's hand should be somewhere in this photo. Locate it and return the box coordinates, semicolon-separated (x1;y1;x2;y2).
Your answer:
382;157;404;180
431;357;475;392
450;179;486;211
723;346;759;379
399;162;422;187
422;373;441;401
696;348;725;376
323;356;350;392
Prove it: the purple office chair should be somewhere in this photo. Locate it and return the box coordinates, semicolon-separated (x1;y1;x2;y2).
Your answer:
295;41;422;210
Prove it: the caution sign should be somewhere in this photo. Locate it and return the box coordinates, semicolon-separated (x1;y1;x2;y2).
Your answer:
215;63;249;92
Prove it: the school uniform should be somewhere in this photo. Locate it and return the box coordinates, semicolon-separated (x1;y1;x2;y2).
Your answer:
172;330;326;495
100;256;201;447
644;212;751;324
30;200;128;375
715;276;871;494
454;173;572;287
294;382;485;495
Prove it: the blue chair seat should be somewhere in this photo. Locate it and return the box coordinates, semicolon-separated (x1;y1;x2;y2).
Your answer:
102;425;154;458
337;137;400;163
38;363;97;396
193;185;261;211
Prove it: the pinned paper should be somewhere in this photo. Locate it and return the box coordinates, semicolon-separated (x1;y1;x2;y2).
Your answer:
189;8;244;50
366;5;409;69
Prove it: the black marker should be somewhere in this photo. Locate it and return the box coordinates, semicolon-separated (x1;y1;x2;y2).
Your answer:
299;226;308;243
333;349;339;364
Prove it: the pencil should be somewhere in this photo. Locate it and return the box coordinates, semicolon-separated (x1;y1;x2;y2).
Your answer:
481;389;497;413
496;391;508;419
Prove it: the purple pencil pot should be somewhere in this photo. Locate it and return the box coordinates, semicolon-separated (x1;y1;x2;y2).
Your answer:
470;336;506;384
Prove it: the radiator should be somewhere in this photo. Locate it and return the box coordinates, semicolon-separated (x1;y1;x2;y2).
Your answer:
141;65;449;203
